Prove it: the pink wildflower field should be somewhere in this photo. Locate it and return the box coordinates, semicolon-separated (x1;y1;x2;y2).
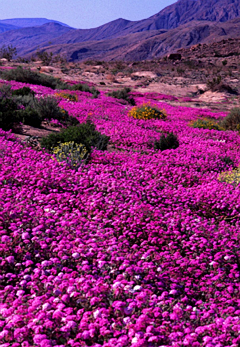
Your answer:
0;80;240;347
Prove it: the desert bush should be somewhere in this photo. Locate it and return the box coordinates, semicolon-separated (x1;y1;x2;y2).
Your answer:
207;75;237;94
0;45;17;61
154;132;179;151
0;97;20;131
69;83;100;98
18;107;42;128
1;66;67;89
40;120;110;152
52;141;89;169
218;166;240;187
32;96;78;126
190;118;224;131
128;103;167;120
108;87;135;105
12;86;35;97
0;84;12;98
221;108;240;131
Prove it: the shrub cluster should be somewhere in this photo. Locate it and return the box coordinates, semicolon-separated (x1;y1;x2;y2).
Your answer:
207;75;237;94
108;87;135;105
52;141;89;169
0;85;78;130
0;66;67;90
190;118;224;131
154;132;179;151
221;107;240;131
128;103;167;120
218;166;240;186
40;120;110;153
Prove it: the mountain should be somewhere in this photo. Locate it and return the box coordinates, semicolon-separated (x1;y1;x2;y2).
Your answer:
34;18;240;62
0;18;72;28
0;22;75;56
0;0;240;61
0;22;20;33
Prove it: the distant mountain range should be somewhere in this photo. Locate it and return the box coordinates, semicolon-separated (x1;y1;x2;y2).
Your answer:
0;0;240;61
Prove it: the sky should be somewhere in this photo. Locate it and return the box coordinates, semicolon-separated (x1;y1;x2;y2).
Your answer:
0;0;176;29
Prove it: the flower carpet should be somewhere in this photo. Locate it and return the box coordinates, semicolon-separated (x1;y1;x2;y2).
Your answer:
0;80;240;346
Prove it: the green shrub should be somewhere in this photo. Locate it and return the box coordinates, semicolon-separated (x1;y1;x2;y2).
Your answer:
221;107;240;131
0;45;17;61
52;141;89;169
18;107;42;128
190;118;224;131
69;83;100;98
129;103;167;120
40;120;109;153
218;166;240;187
207;75;237;94
108;87;135;105
0;97;20;131
0;84;12;98
154;132;179;151
32;96;79;126
12;87;35;97
1;66;67;90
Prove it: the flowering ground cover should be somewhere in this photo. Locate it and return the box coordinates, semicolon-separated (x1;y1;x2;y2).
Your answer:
0;79;240;347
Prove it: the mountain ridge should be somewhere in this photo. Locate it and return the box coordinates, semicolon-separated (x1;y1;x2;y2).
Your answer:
0;0;240;61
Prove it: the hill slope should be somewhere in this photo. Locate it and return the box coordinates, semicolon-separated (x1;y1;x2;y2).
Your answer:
33;18;240;62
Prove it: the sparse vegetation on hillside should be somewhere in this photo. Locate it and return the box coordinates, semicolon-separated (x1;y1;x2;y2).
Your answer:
107;87;135;105
0;66;67;89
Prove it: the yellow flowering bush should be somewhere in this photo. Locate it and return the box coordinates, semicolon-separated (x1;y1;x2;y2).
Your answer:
128;103;167;120
55;92;78;102
218;167;240;186
189;118;224;131
52;141;88;169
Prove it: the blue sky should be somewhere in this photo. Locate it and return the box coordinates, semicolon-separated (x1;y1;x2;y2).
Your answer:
0;0;176;28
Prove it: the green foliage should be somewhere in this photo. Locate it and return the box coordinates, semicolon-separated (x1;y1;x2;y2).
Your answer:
207;75;222;91
108;87;135;105
207;75;237;94
222;60;227;66
0;97;19;131
221;108;240;131
12;87;35;97
36;50;53;65
40;120;110;153
52;141;89;169
218;166;240;187
69;83;100;98
0;45;17;61
18;107;42;128
1;66;67;90
32;96;79;127
190;118;224;131
129;103;167;120
0;84;12;98
154;132;179;151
